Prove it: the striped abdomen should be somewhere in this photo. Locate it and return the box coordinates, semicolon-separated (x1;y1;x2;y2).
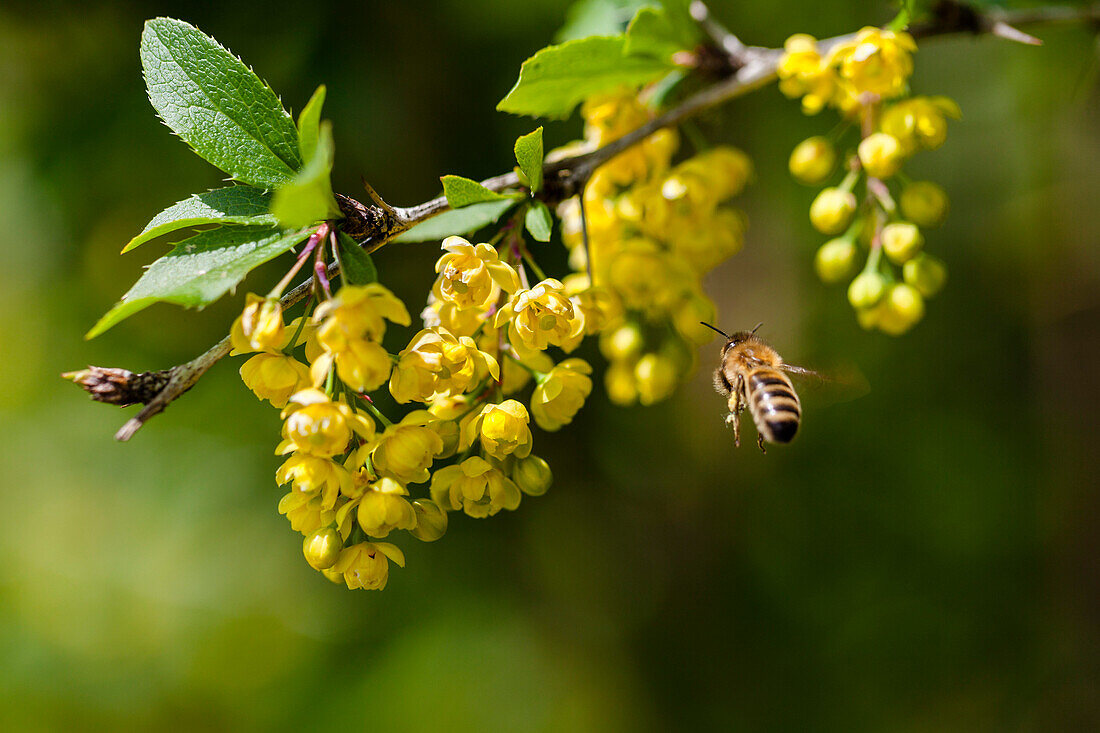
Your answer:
746;368;801;443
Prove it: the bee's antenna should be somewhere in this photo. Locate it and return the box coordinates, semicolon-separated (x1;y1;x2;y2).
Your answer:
751;322;764;335
700;321;731;339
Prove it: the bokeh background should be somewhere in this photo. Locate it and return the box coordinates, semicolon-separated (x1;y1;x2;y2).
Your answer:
2;0;1099;730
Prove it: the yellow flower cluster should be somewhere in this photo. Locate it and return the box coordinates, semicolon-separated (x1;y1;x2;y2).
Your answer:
781;26;956;335
778;27;916;115
556;91;753;405
234;210;605;588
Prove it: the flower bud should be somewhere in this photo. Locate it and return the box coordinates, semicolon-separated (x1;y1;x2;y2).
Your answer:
605;360;638;406
902;253;948;297
303;527;343;570
810;188;857;235
881;222;923;264
814;238;858;283
900;181;949;228
877;283;925;335
857;133;903;179
847;271;886;309
634;353;678;405
599;321;645;362
789;136;836;185
410;499;448;542
512;454;553;497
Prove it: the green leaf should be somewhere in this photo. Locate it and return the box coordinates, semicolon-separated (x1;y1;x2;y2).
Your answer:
497;36;676;119
514;127;544;194
524;201;553;242
656;0;702;47
334;232;377;285
270;121;340;229
624;6;687;60
297;84;326;165
87;225;313;339
141;18;302;188
393;200;518;243
555;0;652;41
441;175;511;208
123;186;276;253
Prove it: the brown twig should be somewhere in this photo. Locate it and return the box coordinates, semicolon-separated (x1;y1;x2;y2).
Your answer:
75;1;1100;441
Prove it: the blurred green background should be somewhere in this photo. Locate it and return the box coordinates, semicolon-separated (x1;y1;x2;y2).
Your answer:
2;0;1099;730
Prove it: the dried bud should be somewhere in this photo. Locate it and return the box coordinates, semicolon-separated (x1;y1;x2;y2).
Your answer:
62;366;171;406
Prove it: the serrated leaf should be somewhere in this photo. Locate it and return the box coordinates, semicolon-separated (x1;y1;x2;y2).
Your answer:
624;6;687;60
514;127;544;193
87;225;312;339
441;175;511;208
335;232;377;285
297;85;326;165
555;0;652;41
123;186;276;253
524;201;553;242
141;18;302;188
270;121;340;229
393;200;518;243
497;36;675;119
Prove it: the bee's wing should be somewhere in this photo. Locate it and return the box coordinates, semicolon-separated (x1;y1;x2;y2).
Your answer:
777;361;870;406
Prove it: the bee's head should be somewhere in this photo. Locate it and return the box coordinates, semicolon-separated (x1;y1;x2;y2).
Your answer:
701;322;762;352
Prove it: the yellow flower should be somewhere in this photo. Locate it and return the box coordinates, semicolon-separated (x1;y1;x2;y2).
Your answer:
634;352;678;405
275;453;354;508
433;236;520;310
278;490;336;535
880;96;961;154
277;389;375;458
356;477;417;538
239;353;311;408
331;541;405;590
563;275;622;335
355;410;443;484
831;27;916;100
531;359;593;431
409;499;448;541
430;456;521;518
512;454;553;497
313;283;411;350
309;338;392;393
857;132;904;179
494;279;585;355
303;527;343;570
421;295;488;338
389;327;500;404
777;34;837;114
496;343;554;396
460;399;533;460
607;239;694;315
230;293;286;354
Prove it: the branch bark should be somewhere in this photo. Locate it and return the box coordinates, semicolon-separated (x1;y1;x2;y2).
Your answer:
74;1;1100;441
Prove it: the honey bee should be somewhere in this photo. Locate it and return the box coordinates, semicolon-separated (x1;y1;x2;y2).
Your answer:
703;322;817;452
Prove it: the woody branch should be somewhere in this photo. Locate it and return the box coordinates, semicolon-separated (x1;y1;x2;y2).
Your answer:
67;0;1100;442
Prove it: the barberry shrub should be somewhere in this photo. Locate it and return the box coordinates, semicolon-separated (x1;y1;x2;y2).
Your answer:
65;1;1088;590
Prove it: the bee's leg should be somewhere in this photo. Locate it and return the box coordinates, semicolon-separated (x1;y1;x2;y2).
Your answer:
725;374;745;447
757;434;767;454
725;396;741;447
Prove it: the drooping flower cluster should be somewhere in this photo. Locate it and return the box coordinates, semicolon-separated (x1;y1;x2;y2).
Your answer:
235;216;590;588
780;27;955;335
555;90;753;404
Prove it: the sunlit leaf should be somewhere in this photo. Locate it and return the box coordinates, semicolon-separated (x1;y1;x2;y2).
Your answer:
87;225;313;338
141;17;301;187
123;186;276;253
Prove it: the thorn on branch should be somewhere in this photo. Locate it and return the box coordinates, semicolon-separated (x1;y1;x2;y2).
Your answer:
989;21;1043;46
335;191;400;240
